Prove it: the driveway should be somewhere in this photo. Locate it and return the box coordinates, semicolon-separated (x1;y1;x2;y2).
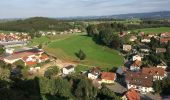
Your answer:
106;82;127;94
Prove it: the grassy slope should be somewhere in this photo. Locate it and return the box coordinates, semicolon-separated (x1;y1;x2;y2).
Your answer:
133;27;170;33
45;35;124;68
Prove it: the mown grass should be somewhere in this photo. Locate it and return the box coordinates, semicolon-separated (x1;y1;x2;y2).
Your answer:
45;35;124;69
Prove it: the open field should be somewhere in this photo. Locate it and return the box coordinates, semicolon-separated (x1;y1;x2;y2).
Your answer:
44;35;124;69
133;27;170;33
0;30;17;33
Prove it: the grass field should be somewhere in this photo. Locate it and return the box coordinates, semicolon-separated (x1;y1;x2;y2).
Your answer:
44;35;124;69
133;27;170;33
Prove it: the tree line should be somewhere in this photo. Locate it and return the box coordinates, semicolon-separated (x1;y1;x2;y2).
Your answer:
0;17;75;32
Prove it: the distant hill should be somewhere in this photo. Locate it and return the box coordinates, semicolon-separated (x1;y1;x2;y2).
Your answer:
61;11;170;20
110;11;170;19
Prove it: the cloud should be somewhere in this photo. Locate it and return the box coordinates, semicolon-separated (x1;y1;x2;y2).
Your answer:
0;0;170;18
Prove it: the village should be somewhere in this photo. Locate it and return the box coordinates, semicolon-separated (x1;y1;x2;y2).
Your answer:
0;30;169;100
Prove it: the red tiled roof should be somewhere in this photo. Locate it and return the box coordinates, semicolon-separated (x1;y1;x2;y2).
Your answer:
22;56;29;61
101;72;116;80
131;60;141;67
160;38;170;43
126;89;140;100
26;61;37;66
40;54;49;60
125;71;153;87
142;67;166;76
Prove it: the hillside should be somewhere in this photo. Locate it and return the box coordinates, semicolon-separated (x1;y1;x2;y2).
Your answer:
0;17;74;32
44;35;124;68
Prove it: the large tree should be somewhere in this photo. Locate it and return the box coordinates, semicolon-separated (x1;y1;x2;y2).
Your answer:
99;28;115;46
86;25;98;37
0;46;4;55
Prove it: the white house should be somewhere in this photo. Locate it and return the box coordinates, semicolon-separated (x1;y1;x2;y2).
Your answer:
62;65;75;75
129;36;137;42
132;55;142;61
140;48;150;53
130;60;141;71
123;45;132;52
125;71;154;94
141;37;151;43
88;67;101;80
5;48;14;54
157;63;167;69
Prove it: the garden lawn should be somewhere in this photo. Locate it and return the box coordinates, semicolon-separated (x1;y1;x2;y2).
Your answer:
45;35;124;69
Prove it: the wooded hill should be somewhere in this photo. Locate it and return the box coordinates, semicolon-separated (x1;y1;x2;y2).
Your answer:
0;17;74;32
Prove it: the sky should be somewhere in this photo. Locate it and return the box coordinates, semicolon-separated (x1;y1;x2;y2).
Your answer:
0;0;170;18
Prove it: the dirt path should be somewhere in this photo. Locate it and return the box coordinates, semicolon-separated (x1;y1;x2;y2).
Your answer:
38;59;77;76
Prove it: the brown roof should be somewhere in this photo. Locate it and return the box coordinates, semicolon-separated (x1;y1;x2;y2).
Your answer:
65;65;74;70
142;67;166;76
126;89;140;100
90;67;101;75
131;60;141;67
160;38;170;43
26;61;37;66
101;72;116;80
161;32;170;37
125;71;153;87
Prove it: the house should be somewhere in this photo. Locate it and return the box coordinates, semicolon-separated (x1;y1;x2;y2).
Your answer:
160;38;170;44
156;48;166;53
62;65;75;75
3;52;36;64
129;36;137;42
88;67;101;80
123;45;132;52
116;66;127;75
5;48;14;54
100;72;116;84
39;54;49;63
148;33;155;38
142;67;167;81
161;32;170;38
140;47;150;53
141;37;151;43
121;89;140;100
132;55;142;61
125;71;154;94
0;41;27;48
130;60;141;71
157;63;167;69
26;61;37;67
3;48;44;64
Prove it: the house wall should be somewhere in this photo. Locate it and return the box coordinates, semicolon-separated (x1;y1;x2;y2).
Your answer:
127;84;154;94
101;79;114;84
63;68;74;75
130;66;140;71
133;56;142;61
4;58;21;64
88;73;98;80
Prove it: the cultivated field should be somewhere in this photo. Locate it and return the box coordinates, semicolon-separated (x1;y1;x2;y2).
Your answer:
133;27;170;33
